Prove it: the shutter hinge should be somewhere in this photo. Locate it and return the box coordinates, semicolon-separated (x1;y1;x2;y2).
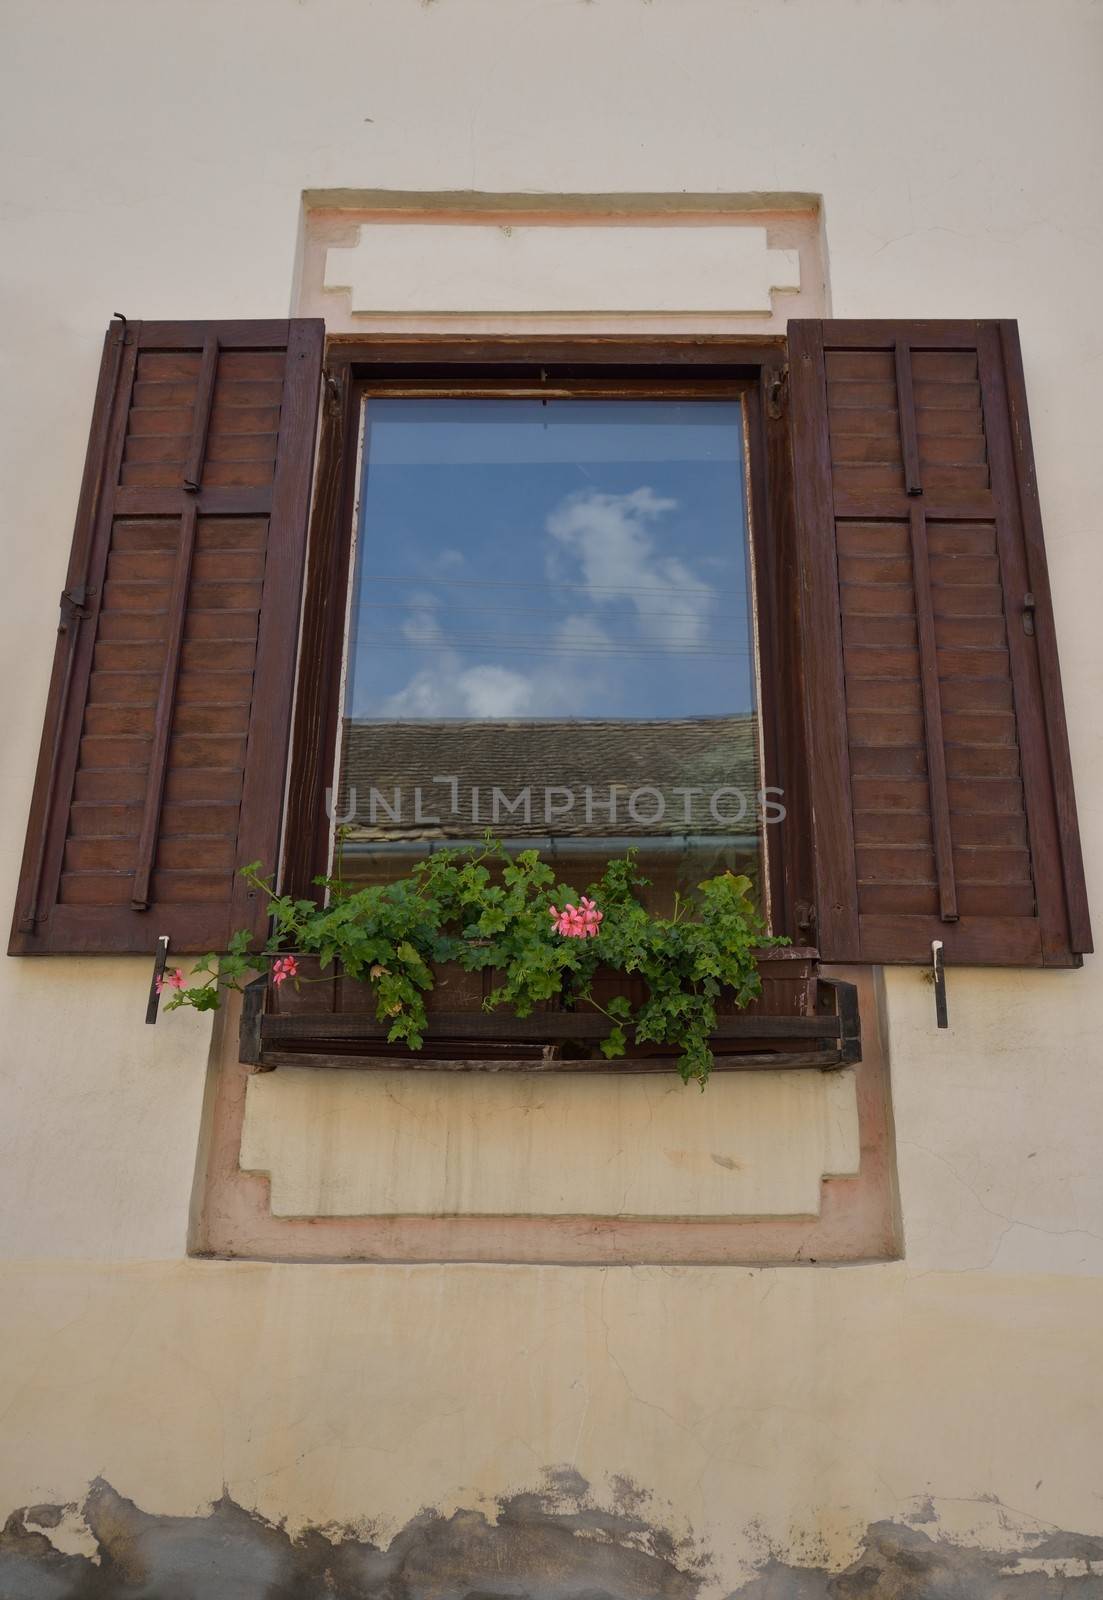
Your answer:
766;366;789;420
322;368;343;416
795;899;817;937
58;583;93;634
1022;591;1036;636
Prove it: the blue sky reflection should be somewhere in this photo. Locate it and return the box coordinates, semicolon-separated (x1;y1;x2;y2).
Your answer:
344;397;756;723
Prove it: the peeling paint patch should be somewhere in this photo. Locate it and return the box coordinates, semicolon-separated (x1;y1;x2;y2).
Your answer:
734;1520;1103;1597
0;1472;703;1600
1;1478;1102;1599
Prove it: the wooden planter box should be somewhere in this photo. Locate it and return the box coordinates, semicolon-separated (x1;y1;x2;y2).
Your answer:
239;947;860;1074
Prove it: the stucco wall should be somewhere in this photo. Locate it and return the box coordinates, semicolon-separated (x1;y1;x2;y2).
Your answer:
1;1;1102;1593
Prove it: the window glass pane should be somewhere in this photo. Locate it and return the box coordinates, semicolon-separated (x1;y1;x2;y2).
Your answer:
335;395;762;909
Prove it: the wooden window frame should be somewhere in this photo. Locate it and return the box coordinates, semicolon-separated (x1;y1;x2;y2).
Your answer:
282;335;814;944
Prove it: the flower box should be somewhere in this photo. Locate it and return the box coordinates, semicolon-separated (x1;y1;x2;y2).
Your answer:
239;947;860;1074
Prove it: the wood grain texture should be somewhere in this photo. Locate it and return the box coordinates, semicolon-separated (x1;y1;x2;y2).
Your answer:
12;322;133;935
10;319;323;954
998;320;1092;955
229;319;324;939
281;365;355;901
182;334;219;490
789;320;861;956
894;338;923;496
908;503;958;921
129;502;198;908
252;1048;847;1074
244;951;859;1072
760;360;816;939
789;317;1089;966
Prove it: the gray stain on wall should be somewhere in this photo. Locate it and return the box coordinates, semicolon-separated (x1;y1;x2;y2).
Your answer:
0;1472;701;1600
0;1472;1101;1599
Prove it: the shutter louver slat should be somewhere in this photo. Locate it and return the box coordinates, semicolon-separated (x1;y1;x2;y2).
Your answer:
791;318;1091;967
11;318;323;955
15;324;138;938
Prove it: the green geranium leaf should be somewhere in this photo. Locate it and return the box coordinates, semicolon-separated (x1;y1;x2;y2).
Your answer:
157;839;783;1085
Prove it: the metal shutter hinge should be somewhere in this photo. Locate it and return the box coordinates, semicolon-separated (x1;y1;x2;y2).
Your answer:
58;584;93;633
1022;592;1036;636
322;369;343;415
766;366;789;420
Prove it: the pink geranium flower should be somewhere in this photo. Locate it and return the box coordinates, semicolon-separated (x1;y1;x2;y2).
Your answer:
271;955;299;986
549;895;603;939
155;967;186;995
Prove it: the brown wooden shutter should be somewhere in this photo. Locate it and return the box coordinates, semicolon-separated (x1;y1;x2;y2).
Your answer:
10;318;324;955
789;318;1091;967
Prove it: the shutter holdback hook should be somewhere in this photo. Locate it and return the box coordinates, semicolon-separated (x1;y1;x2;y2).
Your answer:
930;939;948;1029
145;935;171;1025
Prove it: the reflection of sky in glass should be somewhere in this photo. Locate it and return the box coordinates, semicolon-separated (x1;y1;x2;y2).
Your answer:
344;397;754;722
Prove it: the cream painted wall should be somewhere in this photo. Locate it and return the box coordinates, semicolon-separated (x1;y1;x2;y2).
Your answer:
2;1261;1102;1586
1;0;1102;1585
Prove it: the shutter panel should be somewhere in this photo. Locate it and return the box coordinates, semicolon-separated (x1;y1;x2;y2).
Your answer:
10;318;324;955
790;318;1091;967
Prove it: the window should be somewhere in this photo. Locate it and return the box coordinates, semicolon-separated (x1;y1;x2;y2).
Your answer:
283;346;809;939
331;384;767;914
12;320;1090;972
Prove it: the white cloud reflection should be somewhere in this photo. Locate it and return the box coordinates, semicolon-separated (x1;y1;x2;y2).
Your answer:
383;592;595;717
545;486;717;647
378;486;714;719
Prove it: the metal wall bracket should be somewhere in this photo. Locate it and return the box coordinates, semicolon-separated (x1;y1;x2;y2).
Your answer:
931;938;948;1029
145;935;170;1025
